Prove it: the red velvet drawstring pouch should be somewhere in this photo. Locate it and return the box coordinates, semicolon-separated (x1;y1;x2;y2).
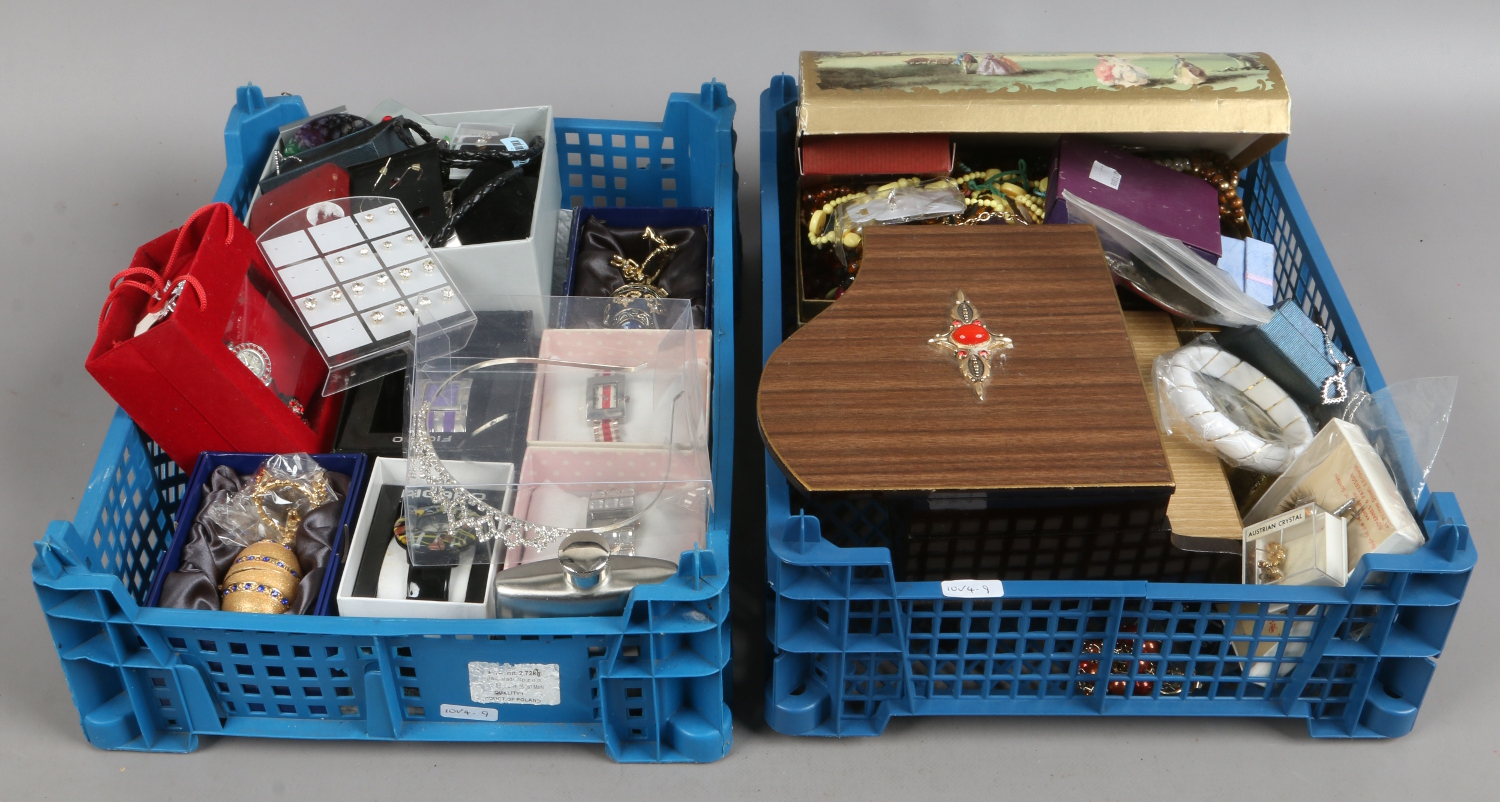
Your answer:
86;203;343;467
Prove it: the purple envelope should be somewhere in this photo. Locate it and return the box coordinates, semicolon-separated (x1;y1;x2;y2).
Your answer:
1046;136;1223;260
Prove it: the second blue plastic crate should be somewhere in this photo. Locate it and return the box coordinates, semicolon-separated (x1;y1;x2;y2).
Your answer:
758;74;1475;740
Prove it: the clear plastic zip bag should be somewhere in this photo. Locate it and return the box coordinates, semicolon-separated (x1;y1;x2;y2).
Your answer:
1062;190;1273;328
1153;336;1314;474
202;453;340;548
832;178;966;264
1340;375;1458;514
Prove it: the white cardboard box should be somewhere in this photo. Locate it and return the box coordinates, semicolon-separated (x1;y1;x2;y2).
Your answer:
250;105;561;305
526;328;713;448
336;457;514;619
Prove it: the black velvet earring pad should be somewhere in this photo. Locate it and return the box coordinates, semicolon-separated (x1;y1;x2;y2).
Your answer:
570;217;708;326
450;161;539;245
348;144;450;240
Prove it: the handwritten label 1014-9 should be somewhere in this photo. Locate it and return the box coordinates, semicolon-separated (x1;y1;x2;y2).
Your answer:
940;580;1005;599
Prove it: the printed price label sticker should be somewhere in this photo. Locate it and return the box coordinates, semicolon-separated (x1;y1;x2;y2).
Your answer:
468;662;561;706
440;703;498;722
1089;160;1122;189
499;136;531;166
940;580;1005;599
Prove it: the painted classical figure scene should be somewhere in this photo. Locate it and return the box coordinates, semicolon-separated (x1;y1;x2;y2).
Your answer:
812;52;1275;93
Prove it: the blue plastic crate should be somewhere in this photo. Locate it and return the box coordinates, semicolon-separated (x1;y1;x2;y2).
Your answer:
758;75;1475;739
34;81;738;763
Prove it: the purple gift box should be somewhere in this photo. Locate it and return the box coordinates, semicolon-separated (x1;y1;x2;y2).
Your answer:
1045;136;1222;260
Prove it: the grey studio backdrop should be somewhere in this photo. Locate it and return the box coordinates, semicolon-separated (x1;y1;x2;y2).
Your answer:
2;1;1497;799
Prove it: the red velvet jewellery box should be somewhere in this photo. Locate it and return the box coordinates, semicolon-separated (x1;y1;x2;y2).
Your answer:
86;203;342;468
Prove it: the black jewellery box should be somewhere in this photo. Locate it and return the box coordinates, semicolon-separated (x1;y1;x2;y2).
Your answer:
333;309;539;458
564;207;713;328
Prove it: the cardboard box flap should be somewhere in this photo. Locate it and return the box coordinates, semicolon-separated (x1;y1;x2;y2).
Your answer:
800;52;1290;162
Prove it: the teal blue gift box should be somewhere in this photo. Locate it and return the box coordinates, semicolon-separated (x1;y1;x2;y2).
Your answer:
1217;300;1348;407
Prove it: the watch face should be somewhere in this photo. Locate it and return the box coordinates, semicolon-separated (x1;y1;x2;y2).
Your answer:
230;342;273;385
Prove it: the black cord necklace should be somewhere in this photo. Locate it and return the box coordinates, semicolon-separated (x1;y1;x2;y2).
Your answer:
388;118;546;246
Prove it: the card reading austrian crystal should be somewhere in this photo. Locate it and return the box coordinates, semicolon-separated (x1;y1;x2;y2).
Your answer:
347;273;401;311
325;243;384;282
421;286;465;322
312;315;373;355
296;291;355;327
391;263;449;295
363;302;420;337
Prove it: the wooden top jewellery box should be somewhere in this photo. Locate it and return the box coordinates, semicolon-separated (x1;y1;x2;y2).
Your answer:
759;225;1177;578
